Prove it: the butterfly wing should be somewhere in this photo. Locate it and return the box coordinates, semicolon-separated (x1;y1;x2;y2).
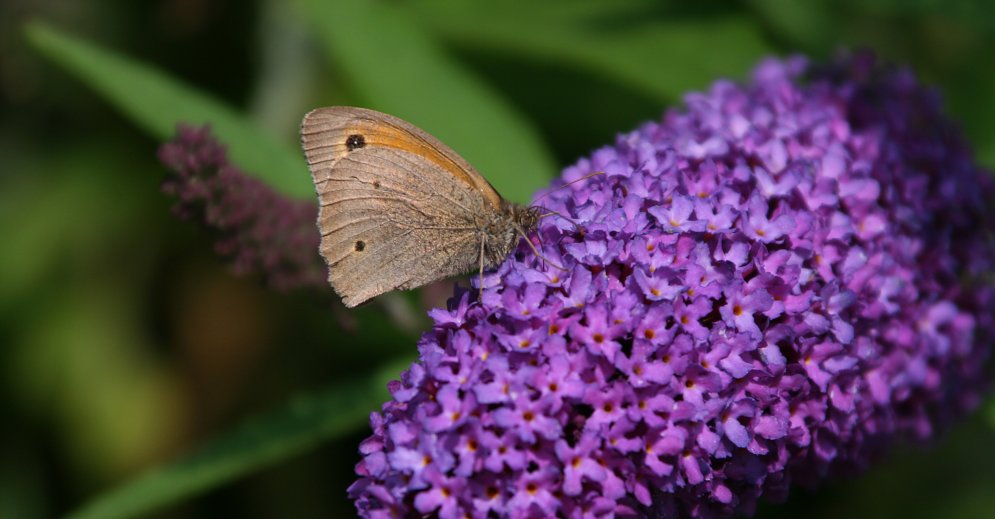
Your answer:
301;107;504;208
301;107;494;307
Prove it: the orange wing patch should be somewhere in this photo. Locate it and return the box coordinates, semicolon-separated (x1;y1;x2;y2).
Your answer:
301;107;503;209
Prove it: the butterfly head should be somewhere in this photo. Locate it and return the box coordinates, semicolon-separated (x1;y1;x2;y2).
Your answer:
514;204;542;234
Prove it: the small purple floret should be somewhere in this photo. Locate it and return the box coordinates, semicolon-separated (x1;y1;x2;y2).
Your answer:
350;53;995;518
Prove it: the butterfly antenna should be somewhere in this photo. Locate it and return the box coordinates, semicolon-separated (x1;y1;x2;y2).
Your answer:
532;171;606;204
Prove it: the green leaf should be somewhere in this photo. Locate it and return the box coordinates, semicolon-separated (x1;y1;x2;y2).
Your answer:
66;359;411;519
414;0;774;103
745;0;836;52
24;21;312;199
296;0;557;204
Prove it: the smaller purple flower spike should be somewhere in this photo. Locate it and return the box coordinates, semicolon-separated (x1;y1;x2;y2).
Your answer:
349;52;995;518
158;125;325;292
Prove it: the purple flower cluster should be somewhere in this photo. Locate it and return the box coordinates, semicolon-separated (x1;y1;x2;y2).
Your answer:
349;53;995;518
159;125;325;292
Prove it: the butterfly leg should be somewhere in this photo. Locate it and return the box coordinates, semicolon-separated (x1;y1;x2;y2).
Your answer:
536;231;547;270
478;235;486;301
512;225;566;271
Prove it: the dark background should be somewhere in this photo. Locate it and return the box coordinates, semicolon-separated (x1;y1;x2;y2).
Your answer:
2;1;995;518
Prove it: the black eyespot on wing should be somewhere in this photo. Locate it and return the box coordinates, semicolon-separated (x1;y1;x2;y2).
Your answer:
373;180;381;189
346;134;366;151
355;240;366;252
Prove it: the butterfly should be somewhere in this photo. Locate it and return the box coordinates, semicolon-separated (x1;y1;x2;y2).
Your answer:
300;107;544;307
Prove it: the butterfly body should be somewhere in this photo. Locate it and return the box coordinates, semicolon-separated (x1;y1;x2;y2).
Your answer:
300;106;538;307
482;201;540;267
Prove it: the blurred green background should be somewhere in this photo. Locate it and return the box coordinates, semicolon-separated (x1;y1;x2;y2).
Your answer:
3;1;995;518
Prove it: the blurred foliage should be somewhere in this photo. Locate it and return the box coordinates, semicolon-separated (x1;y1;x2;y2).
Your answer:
25;22;309;198
298;0;557;204
68;358;411;519
2;0;994;517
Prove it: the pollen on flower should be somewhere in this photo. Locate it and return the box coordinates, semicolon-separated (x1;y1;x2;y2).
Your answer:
348;53;995;519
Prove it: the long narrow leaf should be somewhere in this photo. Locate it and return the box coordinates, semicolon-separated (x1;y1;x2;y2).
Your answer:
25;21;311;198
415;0;773;103
296;0;557;203
67;359;411;519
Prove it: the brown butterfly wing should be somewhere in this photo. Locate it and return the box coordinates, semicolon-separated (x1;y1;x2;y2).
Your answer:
301;107;504;208
301;108;494;307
